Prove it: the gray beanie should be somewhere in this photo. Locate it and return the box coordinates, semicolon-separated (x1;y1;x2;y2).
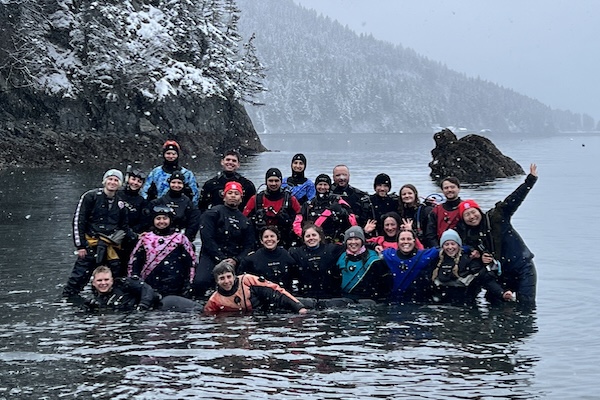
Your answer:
102;169;123;183
440;229;462;246
344;226;365;245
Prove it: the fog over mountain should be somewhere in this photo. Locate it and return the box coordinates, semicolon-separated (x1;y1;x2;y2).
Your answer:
237;0;592;135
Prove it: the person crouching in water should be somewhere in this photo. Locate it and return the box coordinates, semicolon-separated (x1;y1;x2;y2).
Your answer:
204;261;307;314
431;229;514;305
88;266;201;313
128;206;196;298
293;174;358;244
337;226;391;302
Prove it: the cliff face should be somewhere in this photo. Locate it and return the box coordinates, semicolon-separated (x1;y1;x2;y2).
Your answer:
0;84;265;168
0;1;265;169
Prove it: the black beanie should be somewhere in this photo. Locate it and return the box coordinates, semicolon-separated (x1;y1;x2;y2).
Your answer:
315;173;332;186
265;167;282;181
168;170;185;183
373;173;392;190
291;153;307;167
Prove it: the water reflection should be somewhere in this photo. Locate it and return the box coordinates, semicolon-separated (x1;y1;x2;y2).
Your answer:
3;133;598;398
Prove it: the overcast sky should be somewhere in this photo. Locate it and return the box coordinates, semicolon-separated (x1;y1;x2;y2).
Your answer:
294;0;599;122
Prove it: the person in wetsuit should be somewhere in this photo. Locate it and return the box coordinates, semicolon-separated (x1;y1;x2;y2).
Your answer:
282;153;316;205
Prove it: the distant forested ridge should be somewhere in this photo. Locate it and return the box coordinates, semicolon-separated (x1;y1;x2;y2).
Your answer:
0;0;266;168
238;0;592;134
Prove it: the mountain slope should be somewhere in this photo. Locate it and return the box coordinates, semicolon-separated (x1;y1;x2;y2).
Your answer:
238;0;585;134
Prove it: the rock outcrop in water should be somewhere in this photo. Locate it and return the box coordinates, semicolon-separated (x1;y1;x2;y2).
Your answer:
0;1;266;169
429;129;524;184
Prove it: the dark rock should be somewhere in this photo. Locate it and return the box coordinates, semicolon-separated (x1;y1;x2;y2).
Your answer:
0;83;265;170
429;129;524;184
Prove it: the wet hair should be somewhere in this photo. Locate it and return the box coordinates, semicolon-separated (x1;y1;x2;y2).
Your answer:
440;176;461;189
397;229;416;241
380;211;402;229
92;265;112;278
260;225;281;241
222;149;240;161
212;260;236;280
302;223;324;243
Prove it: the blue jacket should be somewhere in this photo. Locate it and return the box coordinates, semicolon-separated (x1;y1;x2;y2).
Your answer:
141;166;199;204
382;247;439;302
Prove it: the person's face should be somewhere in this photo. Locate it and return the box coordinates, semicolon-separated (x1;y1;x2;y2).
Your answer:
217;272;235;291
292;160;305;173
400;187;416;205
383;217;399;237
260;229;279;250
463;207;482;227
316;182;330;194
375;184;390;197
397;231;416;254
221;155;240;173
92;272;114;293
104;176;121;192
346;237;363;253
266;176;282;192
442;240;460;257
154;215;171;230
303;228;321;247
128;176;143;191
169;179;184;192
224;189;242;207
333;166;349;187
164;150;178;162
441;180;460;200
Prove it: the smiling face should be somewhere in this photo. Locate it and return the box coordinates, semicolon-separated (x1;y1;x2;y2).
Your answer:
400;187;416;206
216;272;235;291
316;181;330;194
128;176;143;191
397;231;416;254
224;189;242;207
221;155;240;173
92;271;114;294
462;207;482;227
169;179;184;192
292;160;305;173
441;180;460;201
375;184;390;197
260;229;280;250
303;227;322;247
333;166;349;187
103;176;121;193
266;176;282;192
346;237;363;253
163;150;178;162
153;215;171;230
442;240;460;257
383;216;399;237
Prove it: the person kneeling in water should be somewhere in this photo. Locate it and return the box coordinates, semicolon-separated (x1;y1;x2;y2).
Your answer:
85;266;201;313
204;261;307;314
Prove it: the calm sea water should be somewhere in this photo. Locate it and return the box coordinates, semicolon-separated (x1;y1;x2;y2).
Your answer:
0;133;598;399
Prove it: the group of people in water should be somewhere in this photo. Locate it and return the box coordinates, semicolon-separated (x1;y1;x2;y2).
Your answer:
63;140;539;314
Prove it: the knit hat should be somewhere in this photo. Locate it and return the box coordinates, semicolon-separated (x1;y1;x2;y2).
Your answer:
373;173;392;190
291;153;307;166
223;181;244;196
102;169;123;184
459;199;480;216
344;226;365;245
265;167;282;181
440;229;462;246
168;170;185;183
162;140;180;155
315;173;332;186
